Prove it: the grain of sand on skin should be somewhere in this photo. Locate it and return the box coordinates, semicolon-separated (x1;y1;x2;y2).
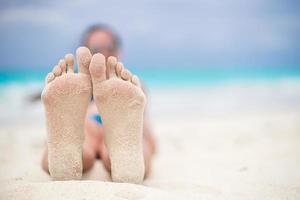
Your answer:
90;54;146;184
41;47;92;180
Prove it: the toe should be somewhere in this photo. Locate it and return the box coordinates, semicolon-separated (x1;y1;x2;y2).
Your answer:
121;68;132;81
131;75;141;87
65;54;74;73
89;53;106;83
52;65;62;76
116;62;124;77
58;59;67;74
45;72;55;84
76;47;92;75
107;56;117;78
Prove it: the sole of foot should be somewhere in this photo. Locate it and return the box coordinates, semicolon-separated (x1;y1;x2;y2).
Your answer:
90;54;146;184
42;47;92;180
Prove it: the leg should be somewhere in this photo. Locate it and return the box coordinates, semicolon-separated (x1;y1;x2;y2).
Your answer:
96;122;155;178
41;139;96;173
86;104;156;179
143;121;156;177
85;103;111;172
41;47;94;180
89;55;147;183
42;106;100;173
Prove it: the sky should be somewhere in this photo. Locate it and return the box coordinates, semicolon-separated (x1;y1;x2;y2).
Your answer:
0;0;299;70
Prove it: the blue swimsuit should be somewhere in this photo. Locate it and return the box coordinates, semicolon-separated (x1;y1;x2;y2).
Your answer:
92;114;103;125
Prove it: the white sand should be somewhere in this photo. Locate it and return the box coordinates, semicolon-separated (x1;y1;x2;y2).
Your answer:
1;80;300;199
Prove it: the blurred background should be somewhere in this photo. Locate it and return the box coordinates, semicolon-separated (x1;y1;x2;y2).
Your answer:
1;0;300;126
1;0;300;82
0;1;300;197
0;0;300;126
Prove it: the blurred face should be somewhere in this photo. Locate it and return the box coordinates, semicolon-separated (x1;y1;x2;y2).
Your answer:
85;30;119;58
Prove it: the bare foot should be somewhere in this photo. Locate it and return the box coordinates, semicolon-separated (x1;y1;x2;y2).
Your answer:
41;47;92;180
89;54;146;183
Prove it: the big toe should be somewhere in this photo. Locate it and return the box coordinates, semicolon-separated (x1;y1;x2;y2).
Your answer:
89;53;106;83
76;47;92;75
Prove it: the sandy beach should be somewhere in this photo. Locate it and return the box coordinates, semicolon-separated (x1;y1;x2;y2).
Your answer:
0;79;300;199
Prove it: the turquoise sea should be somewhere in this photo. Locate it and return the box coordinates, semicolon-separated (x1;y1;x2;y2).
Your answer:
1;66;300;127
1;67;300;87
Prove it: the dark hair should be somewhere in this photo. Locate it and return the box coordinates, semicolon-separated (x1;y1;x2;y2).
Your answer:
81;24;122;50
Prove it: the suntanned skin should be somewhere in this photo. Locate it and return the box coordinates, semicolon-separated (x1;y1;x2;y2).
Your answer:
42;29;156;178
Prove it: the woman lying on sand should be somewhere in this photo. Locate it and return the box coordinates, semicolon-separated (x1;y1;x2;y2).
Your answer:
41;25;156;183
